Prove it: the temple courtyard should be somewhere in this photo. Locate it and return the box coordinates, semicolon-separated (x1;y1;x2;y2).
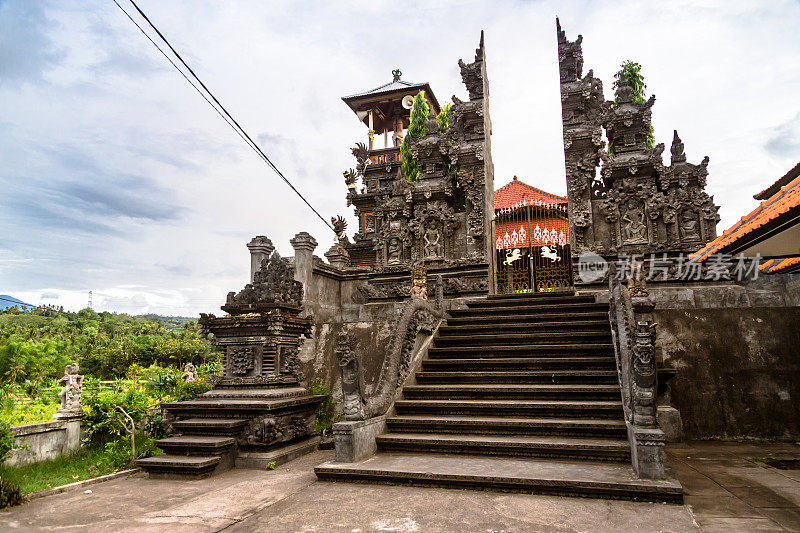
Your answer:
0;441;797;532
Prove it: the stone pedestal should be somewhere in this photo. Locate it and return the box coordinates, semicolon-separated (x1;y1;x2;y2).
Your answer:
333;416;386;463
290;232;318;295
658;406;684;443
324;244;350;269
627;423;666;480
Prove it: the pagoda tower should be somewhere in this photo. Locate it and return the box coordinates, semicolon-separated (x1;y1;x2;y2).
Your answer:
341;70;441;266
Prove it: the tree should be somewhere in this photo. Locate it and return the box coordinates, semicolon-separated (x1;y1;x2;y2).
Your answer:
400;91;430;182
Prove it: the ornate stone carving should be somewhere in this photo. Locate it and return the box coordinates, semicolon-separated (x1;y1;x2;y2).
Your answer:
335;330;365;421
226;251;303;309
557;20;720;270
228;346;256;376
55;363;83;418
343;33;493;273
339;300;445;421
411;262;428;300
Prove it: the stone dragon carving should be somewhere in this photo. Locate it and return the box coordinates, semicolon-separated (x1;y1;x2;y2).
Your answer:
337;299;445;421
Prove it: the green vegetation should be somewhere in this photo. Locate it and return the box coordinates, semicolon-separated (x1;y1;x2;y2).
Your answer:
436;103;452;133
610;60;656;153
0;306;221;504
309;377;336;433
0;306;218;382
400;90;430;182
0;444;146;495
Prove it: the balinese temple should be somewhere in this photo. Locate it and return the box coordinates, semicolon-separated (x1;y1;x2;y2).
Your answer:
493;176;572;293
694;160;800;274
341;71;441;266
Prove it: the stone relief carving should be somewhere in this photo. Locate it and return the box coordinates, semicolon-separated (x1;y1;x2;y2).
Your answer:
226;251;303;308
228;346;256;376
342;33;493;275
336;300;445;421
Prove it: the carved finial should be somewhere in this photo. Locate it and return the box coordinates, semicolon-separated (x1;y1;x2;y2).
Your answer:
392;69;402;82
670;130;686;164
476;30;485;61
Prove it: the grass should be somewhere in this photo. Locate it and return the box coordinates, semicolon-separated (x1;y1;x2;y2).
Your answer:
0;447;124;494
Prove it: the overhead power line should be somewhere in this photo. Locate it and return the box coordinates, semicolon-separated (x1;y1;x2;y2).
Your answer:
112;0;334;232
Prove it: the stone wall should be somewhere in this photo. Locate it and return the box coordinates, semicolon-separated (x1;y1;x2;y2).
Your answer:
588;273;800;440
4;418;82;466
656;306;800;440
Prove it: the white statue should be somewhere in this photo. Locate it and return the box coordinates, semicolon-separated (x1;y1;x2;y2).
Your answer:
181;363;198;383
55;363;83;417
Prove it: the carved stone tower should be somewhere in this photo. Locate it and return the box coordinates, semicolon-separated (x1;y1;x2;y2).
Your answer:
337;33;495;298
556;19;720;279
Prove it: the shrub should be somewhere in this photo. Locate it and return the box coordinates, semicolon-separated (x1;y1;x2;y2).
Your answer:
309;377;335;433
0;478;24;509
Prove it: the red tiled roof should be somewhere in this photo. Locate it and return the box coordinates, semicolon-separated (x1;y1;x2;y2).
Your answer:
495;176;567;210
759;256;800;274
693;173;800;261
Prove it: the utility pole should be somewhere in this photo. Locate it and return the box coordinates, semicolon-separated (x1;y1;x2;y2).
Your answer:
88;290;93;310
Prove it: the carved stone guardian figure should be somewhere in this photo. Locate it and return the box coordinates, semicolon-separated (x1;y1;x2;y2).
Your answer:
410;262;428;300
423;226;443;259
55;363;83;418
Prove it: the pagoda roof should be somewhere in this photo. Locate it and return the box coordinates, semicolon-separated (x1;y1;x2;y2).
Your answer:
342;72;441;122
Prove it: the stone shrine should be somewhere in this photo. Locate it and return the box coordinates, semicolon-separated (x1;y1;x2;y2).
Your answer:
136;241;325;479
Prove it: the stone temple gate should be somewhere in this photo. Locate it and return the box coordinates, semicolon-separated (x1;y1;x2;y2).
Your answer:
556;19;720;282
135;26;799;504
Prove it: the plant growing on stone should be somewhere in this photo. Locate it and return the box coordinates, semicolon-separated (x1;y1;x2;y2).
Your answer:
400;91;429;182
436;103;452;133
610;60;656;152
309;377;335;433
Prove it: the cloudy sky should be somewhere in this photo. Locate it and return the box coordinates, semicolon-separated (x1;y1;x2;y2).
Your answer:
1;0;798;316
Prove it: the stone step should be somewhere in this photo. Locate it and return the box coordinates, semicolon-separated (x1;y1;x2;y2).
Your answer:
428;344;614;358
155;436;236;454
171;418;249;435
438;320;610;335
402;384;621;401
473;294;595;306
162;395;324;415
434;331;611;347
416;370;619;384
376;433;631;462
136;454;222;479
314;453;683;503
386;415;628;438
394;399;624;418
445;311;609;325
421;356;616;372
449;302;609;316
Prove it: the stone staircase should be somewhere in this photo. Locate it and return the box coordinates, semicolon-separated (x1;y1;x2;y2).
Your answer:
316;292;683;502
137;386;323;479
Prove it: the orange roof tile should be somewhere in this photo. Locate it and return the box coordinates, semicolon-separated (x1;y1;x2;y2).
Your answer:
759;256;800;274
495;176;567;210
693;173;800;261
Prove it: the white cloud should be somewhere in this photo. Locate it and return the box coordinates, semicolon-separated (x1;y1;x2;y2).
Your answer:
2;0;799;315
